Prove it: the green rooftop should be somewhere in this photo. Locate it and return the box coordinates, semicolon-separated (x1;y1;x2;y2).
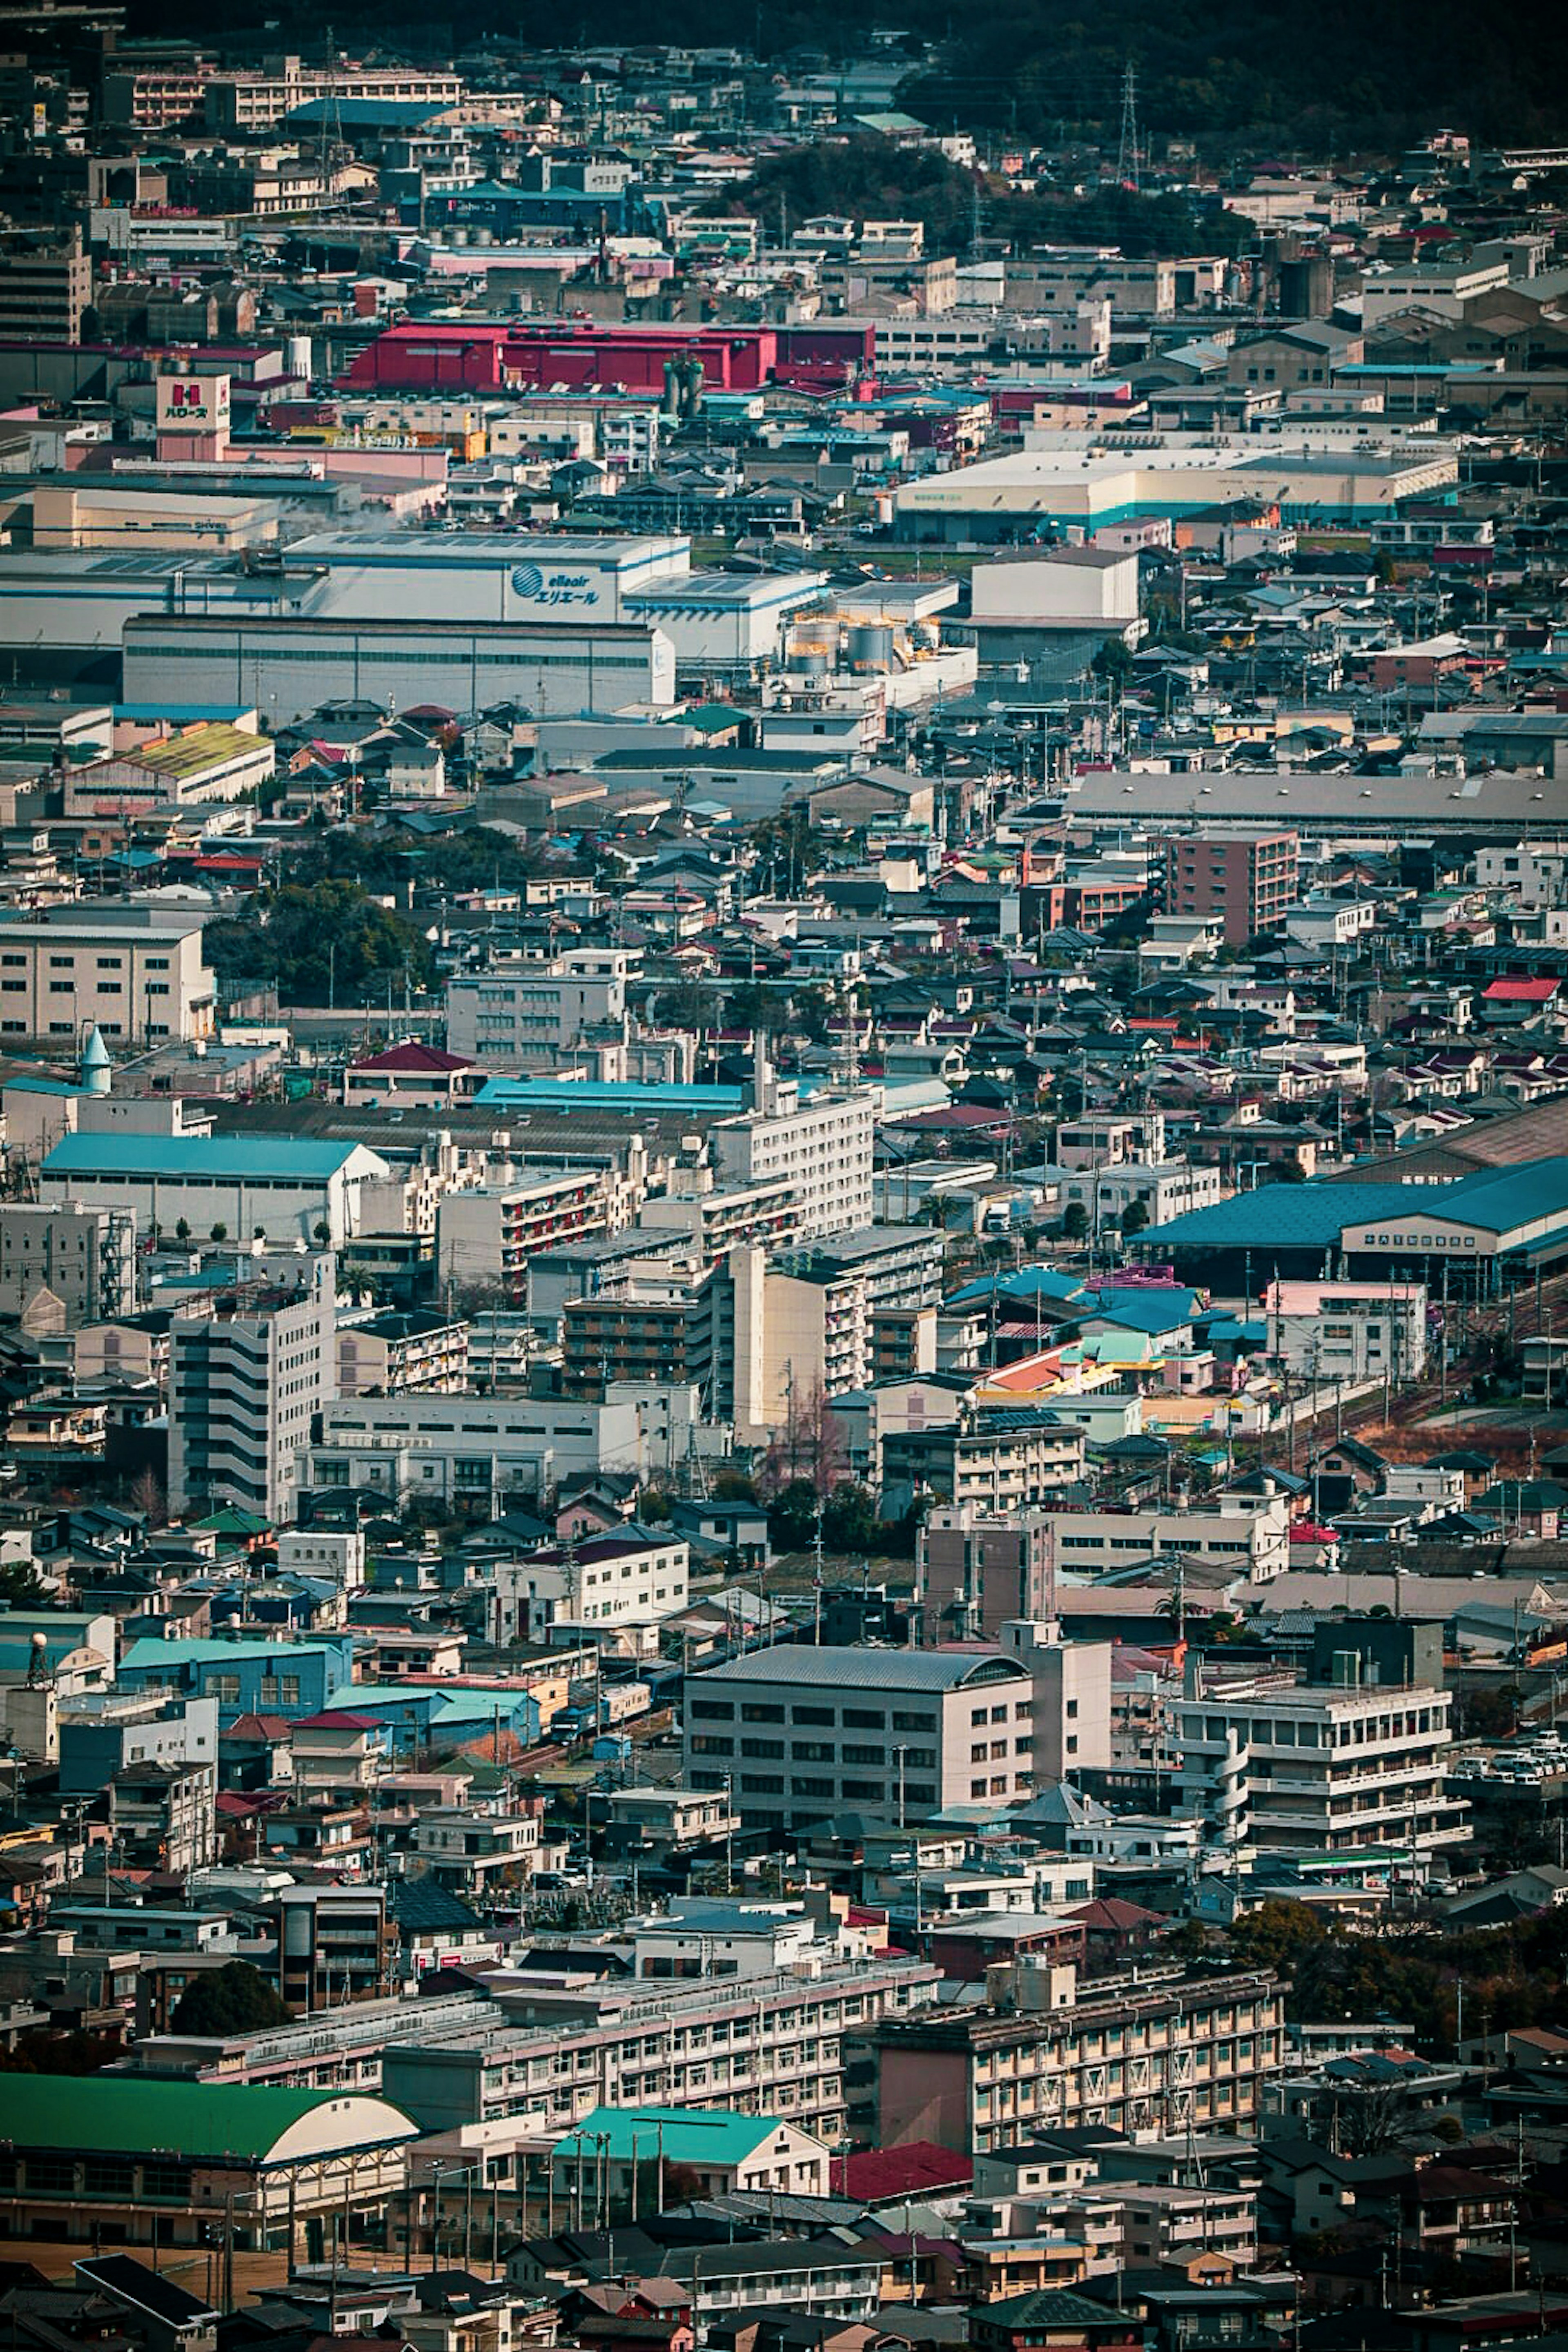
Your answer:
0;2076;416;2161
553;2104;788;2166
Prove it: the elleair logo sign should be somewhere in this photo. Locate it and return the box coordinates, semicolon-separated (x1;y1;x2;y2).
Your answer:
510;562;599;609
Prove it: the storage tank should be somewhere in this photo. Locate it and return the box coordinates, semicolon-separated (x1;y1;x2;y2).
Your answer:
847;622;894;672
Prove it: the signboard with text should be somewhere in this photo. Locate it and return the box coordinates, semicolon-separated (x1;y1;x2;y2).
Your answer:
156;373;231;432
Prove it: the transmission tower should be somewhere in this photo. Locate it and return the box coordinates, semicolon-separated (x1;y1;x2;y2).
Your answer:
1116;61;1141;192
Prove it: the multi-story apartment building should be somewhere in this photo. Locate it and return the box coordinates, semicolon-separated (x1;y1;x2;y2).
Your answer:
882;1403;1087;1515
562;1261;739;1406
711;1067;875;1242
637;1165;800;1261
336;1309;469;1396
0;906;215;1042
445;947;635;1065
1159;828;1301;945
382;1944;942;2144
1042;1495;1293;1583
0;227;91;343
411;1806;543;1893
436;1171;612;1303
109;1757;217;1876
1175;1674;1468;1862
102;54;216;125
490;1526;689;1642
0;1202;135;1326
684;1647;1038;1831
272;1884;394;2011
917;1506;1057;1643
167;1256;336;1524
1262;1278;1429;1386
853;1967;1286;2152
1047;1159;1226;1229
203;59;463;131
731;1226;944;1437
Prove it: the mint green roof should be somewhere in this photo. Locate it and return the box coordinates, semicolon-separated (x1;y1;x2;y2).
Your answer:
0;2076;416;2161
122;1636;345;1671
193;1507;273;1537
553;2104;786;2167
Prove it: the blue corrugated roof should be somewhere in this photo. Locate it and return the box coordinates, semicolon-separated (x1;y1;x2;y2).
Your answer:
1139;1180;1452;1251
44;1135;372;1179
1439;1156;1568;1235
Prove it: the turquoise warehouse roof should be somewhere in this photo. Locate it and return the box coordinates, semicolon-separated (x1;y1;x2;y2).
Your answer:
43;1135;377;1179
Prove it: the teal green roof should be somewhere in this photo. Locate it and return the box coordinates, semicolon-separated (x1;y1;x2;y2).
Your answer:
120;1636;345;1671
1439;1155;1568;1237
193;1508;273;1537
1139;1179;1443;1251
0;2076;416;2161
553;2104;784;2167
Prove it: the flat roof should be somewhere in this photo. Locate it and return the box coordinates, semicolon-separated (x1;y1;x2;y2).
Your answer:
287;530;688;567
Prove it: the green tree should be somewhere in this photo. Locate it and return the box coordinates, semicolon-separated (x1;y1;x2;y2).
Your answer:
821;1480;879;1553
767;1477;821;1552
170;1960;292;2036
205;878;434;1008
1121;1196;1151;1237
1227;1896;1330;1975
712;1469;760;1503
1062;1201;1090;1241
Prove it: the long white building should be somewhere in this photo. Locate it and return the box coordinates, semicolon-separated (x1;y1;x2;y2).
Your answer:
123;614;675;724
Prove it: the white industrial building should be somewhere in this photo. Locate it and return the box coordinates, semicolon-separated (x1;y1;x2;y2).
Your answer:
893;430;1461;541
7;526;825;710
40;1134;391;1247
623;568;829;672
283;530;691;623
308;1390;652;1512
122;614;676;724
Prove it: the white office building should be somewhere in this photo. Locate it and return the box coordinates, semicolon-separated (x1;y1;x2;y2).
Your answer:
123;614;676;725
0;908;214;1043
308;1391;651;1514
445;949;634;1067
684;1646;1039;1830
1044;1494;1294;1582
